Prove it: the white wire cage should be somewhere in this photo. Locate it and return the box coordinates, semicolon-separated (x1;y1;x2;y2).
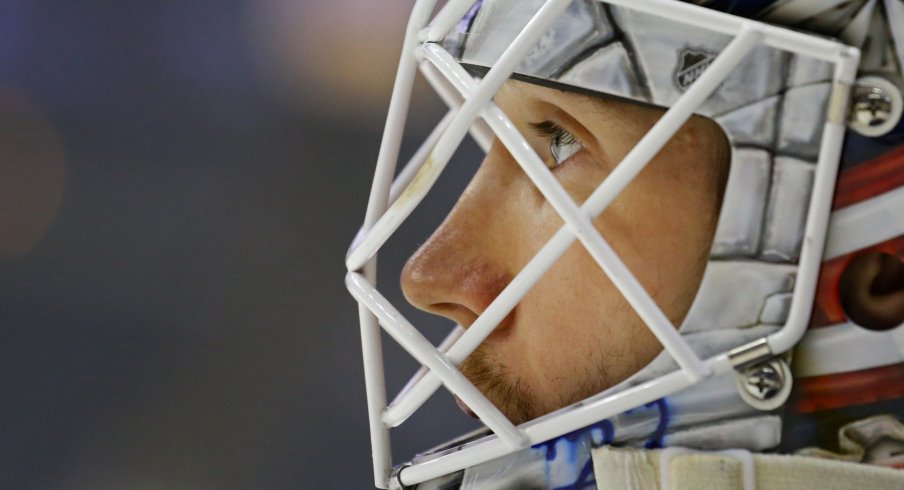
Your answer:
345;0;859;487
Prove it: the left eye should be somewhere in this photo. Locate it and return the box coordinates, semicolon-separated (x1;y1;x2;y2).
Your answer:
550;129;582;166
530;120;585;168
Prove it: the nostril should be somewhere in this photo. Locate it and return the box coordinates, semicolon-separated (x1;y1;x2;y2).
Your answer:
431;303;479;328
432;302;517;340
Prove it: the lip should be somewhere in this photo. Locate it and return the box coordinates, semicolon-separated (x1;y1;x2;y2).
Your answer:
454;395;479;419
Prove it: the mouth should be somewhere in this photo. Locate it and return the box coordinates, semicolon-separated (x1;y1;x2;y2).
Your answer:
454;395;479;419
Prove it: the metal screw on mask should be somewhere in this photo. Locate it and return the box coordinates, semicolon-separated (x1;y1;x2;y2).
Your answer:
854;86;892;123
849;76;904;137
736;357;793;411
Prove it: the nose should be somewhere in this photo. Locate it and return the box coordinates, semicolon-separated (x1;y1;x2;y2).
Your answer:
401;145;518;329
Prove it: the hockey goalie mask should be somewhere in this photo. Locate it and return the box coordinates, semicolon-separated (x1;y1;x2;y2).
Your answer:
345;0;904;488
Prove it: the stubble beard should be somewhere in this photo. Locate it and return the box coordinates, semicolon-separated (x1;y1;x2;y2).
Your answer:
458;344;613;426
458;345;536;425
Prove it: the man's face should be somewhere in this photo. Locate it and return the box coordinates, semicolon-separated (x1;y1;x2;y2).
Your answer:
401;79;729;424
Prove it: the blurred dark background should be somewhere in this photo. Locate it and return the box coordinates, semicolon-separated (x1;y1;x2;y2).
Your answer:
0;1;482;488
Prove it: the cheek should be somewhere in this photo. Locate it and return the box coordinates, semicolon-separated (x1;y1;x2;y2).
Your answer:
601;154;721;319
514;242;659;394
598;192;708;318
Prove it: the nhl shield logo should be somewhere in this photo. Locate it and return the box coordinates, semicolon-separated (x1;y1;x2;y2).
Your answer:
674;46;717;91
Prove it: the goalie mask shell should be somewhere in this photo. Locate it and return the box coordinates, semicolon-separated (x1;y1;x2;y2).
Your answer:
345;0;904;488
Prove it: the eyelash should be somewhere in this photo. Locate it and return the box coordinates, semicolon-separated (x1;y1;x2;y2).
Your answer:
529;120;583;167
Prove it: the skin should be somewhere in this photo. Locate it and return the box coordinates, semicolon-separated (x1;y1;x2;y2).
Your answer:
401;79;730;425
